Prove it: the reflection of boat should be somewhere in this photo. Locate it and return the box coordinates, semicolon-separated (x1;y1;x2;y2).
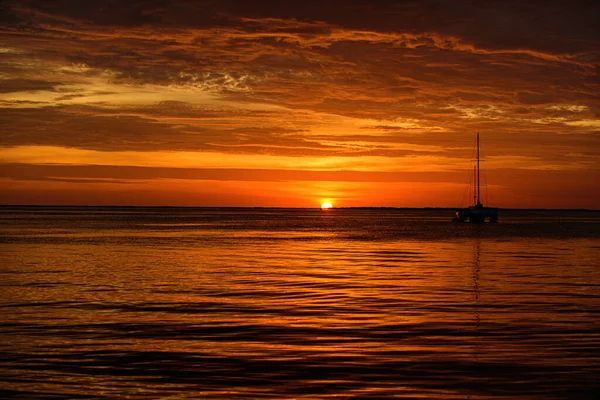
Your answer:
453;133;498;223
471;234;481;361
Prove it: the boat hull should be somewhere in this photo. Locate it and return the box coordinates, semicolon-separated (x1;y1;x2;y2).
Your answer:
454;206;498;223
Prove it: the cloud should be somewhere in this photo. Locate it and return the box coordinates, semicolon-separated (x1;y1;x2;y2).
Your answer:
0;0;599;206
0;78;63;93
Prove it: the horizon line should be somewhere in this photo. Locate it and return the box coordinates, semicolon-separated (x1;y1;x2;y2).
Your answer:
1;205;599;212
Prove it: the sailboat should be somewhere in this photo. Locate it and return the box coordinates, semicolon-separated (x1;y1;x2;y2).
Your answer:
453;133;499;223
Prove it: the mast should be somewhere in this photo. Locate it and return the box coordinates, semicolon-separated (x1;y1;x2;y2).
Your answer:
476;132;481;206
473;166;477;205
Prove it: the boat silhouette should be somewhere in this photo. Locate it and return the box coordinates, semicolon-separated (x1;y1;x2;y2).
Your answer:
453;133;499;223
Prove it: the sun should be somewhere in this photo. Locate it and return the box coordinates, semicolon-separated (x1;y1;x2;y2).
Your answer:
321;201;333;209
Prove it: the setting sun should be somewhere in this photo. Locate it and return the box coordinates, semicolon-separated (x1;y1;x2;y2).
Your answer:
321;202;333;209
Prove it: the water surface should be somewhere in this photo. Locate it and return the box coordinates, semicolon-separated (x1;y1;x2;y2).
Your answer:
1;207;599;399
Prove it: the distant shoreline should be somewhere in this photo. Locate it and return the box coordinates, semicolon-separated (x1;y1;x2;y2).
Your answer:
1;205;599;212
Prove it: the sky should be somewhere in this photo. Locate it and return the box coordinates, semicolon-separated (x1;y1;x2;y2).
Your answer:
1;0;599;208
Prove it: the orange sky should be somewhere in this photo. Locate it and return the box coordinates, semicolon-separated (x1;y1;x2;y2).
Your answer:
1;1;599;208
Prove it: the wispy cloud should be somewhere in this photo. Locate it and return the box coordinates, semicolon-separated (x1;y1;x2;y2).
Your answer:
1;0;599;207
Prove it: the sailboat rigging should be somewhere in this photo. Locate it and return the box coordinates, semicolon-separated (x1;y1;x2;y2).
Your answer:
454;133;499;223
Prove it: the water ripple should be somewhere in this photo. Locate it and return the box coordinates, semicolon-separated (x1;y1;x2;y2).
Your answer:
1;208;599;398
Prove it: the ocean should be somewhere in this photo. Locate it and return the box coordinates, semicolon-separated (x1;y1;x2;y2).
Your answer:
1;207;599;399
